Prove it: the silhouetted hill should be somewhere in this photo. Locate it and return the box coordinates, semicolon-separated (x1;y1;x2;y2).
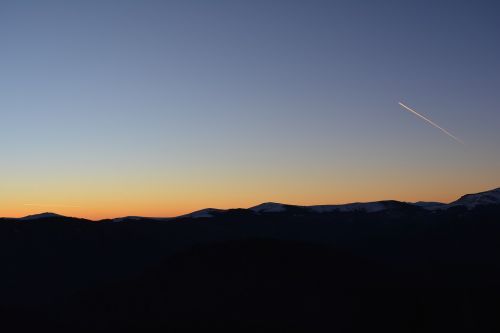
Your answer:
1;187;500;332
5;187;500;223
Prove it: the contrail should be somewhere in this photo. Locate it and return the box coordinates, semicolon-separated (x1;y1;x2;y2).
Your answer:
24;203;81;208
398;102;464;144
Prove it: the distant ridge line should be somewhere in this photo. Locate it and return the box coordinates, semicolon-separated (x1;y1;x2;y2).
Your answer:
2;187;499;222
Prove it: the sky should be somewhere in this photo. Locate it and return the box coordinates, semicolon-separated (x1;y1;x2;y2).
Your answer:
1;0;499;219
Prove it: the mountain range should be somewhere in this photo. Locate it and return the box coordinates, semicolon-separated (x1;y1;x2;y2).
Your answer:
4;187;500;222
1;187;500;332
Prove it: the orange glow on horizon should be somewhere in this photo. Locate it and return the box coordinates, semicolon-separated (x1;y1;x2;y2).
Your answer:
2;183;496;220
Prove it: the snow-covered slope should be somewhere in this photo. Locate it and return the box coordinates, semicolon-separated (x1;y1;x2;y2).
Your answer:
248;189;500;214
139;189;500;219
449;188;500;209
4;187;499;221
414;188;500;211
250;203;287;213
178;208;225;219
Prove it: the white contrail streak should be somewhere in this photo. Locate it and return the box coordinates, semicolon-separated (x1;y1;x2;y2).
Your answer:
398;102;464;144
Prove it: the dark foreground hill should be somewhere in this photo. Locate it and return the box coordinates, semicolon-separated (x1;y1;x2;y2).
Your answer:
1;189;500;332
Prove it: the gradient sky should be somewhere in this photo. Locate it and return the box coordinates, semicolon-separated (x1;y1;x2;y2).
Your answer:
1;0;499;219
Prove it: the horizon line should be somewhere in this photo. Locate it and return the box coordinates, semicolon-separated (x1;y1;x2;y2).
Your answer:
3;186;498;221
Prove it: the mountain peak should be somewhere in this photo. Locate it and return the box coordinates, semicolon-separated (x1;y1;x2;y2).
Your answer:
451;187;500;208
20;212;66;221
179;208;224;219
249;202;287;213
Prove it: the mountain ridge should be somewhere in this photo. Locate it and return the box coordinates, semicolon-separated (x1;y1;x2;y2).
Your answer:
1;187;500;332
3;187;500;222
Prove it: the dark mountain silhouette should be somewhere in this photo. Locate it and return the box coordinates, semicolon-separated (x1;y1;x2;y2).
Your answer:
450;187;500;208
6;187;500;223
1;187;500;332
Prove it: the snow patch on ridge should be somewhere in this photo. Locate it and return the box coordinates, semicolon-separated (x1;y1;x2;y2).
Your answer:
250;203;287;213
450;188;500;209
179;208;223;219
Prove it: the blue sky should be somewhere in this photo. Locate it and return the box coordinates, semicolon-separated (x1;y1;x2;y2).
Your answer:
1;0;499;218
